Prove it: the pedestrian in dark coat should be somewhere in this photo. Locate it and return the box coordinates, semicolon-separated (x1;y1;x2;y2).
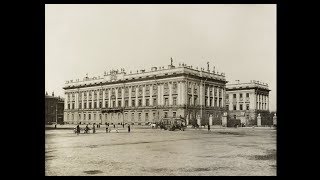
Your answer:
92;124;96;133
208;124;210;131
128;124;131;133
76;125;80;135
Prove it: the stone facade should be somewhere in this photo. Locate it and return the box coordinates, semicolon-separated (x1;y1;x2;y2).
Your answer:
45;92;64;124
225;81;271;126
63;62;227;126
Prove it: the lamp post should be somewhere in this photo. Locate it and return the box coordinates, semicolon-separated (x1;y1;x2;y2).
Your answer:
200;78;208;127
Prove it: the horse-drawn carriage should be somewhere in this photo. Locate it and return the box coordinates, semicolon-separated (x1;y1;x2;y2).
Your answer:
159;117;186;131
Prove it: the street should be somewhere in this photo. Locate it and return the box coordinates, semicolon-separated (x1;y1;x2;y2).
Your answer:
45;126;276;176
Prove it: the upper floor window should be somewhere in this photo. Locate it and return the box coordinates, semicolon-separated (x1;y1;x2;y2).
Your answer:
173;112;176;118
164;98;169;106
173;97;177;105
146;99;150;106
125;100;129;107
138;99;142;106
132;100;135;107
246;93;249;98
118;100;122;107
153;98;157;106
240;93;243;98
240;104;243;110
233;105;236;110
246;104;250;110
164;112;168;118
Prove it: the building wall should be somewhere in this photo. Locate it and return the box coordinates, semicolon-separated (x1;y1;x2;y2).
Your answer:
64;72;227;125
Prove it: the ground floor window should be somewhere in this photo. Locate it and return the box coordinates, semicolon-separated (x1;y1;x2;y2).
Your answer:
173;112;176;118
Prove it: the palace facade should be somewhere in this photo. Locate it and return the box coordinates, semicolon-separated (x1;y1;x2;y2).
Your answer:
63;61;227;126
225;80;271;126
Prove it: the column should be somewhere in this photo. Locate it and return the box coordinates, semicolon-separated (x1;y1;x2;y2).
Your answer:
80;92;84;109
142;85;146;106
216;87;220;107
75;92;78;109
267;95;269;111
249;91;254;110
97;90;100;108
108;89;111;108
135;86;138;107
86;91;89;109
169;82;173;105
191;83;194;106
158;83;161;105
212;86;215;107
177;82;181;105
64;92;68;110
181;81;186;105
102;89;105;108
129;86;132;107
199;82;204;106
221;87;224;108
121;87;124;107
150;85;153;106
115;88;118;107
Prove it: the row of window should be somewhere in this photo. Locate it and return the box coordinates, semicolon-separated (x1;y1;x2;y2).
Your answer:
226;104;250;111
67;97;179;109
66;112;178;121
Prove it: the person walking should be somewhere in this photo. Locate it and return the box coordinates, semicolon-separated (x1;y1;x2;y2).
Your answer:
208;124;210;131
128;124;131;133
92;124;96;133
106;124;109;133
76;125;80;135
123;123;125;128
114;124;116;129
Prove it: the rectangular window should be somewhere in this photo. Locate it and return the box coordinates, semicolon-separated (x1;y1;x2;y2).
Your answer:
194;97;197;105
240;93;243;98
118;100;121;107
99;102;102;108
112;101;115;107
153;112;156;120
173;112;176;118
205;99;208;106
79;103;82;109
72;103;75;109
84;114;86;120
84;102;86;109
164;112;168;118
145;113;149;121
132;100;135;107
226;105;229;110
246;104;250;110
89;114;91;120
94;114;96;120
233;105;236;110
146;99;149;106
89;102;92;109
131;113;134;121
125;100;128;107
68;104;70;109
233;94;236;99
246;93;249;97
214;98;217;107
138;113;141;121
79;114;81;120
188;97;192;106
219;99;221;107
153;98;157;106
165;98;169;106
173;97;177;105
138;99;142;106
240;104;243;110
94;102;97;109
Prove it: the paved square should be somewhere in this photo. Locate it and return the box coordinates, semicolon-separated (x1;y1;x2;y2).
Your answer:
45;126;276;176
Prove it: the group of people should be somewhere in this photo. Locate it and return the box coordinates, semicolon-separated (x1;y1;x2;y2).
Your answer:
74;123;131;135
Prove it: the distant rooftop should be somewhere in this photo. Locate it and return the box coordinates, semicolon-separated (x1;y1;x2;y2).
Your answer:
226;80;270;91
63;59;226;89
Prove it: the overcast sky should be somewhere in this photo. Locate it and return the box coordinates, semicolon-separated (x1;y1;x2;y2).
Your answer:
45;4;276;111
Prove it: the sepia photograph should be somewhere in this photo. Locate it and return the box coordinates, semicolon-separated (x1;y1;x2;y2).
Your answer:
45;4;276;176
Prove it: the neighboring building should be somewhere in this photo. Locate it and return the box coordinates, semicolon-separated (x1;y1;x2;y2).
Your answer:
225;80;271;126
63;60;227;126
45;92;64;124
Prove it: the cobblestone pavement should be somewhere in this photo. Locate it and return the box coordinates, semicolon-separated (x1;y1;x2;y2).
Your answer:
45;127;276;176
